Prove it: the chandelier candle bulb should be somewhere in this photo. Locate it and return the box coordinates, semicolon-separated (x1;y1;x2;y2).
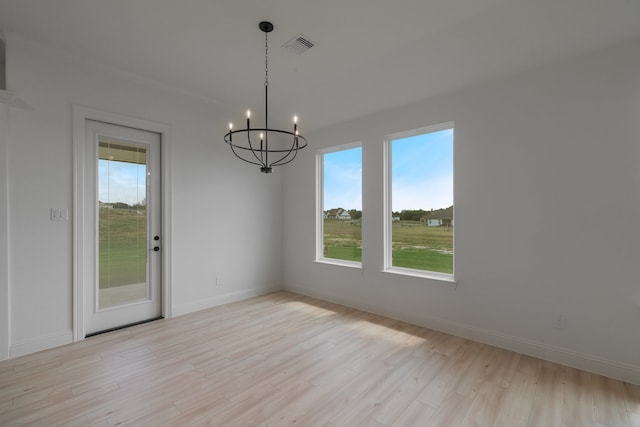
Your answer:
229;123;233;141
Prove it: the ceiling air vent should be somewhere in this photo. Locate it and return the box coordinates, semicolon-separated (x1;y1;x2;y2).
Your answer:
282;34;316;55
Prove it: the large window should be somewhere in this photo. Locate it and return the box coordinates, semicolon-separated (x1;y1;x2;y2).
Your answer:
317;143;362;264
386;123;454;279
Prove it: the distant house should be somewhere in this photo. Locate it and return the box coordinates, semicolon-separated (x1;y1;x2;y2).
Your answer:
423;206;453;227
337;210;351;220
392;216;400;222
325;208;352;220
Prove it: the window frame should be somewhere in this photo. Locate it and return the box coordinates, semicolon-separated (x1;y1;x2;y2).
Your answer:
383;121;456;283
315;142;363;268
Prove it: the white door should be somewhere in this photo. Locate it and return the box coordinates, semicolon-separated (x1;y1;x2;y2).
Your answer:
84;120;162;335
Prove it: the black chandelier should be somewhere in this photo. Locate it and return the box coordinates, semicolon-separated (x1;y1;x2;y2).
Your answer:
224;21;308;173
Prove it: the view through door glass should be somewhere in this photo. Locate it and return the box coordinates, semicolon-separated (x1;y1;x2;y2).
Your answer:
98;139;149;309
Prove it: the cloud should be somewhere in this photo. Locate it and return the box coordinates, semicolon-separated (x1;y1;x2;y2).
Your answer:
393;174;453;211
98;160;147;205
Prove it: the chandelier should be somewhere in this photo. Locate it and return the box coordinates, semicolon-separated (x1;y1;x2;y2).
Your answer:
224;21;308;173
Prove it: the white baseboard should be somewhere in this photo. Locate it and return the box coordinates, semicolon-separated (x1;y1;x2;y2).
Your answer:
286;284;640;385
10;330;73;358
172;285;282;317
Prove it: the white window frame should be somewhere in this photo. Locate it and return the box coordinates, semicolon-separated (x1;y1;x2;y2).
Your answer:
315;142;363;268
383;121;456;284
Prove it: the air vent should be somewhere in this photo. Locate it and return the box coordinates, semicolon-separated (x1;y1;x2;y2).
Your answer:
282;34;316;55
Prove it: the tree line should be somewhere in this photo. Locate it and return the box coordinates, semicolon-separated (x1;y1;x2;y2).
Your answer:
392;206;453;221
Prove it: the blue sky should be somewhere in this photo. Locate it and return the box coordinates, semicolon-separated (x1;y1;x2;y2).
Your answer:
323;147;362;210
323;128;453;212
391;128;453;211
98;160;147;205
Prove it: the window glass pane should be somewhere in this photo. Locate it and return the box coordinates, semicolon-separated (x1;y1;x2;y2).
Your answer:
391;127;453;274
322;146;362;263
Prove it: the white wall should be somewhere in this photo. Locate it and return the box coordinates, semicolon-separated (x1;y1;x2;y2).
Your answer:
0;99;9;359
283;38;640;384
2;34;284;357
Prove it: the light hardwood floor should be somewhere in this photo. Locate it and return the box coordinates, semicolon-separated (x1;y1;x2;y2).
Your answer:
1;291;639;426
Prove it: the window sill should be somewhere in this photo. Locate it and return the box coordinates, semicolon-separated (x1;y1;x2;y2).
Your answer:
382;267;457;287
314;258;363;269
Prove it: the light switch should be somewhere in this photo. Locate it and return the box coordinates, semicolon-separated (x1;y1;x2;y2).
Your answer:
50;208;68;221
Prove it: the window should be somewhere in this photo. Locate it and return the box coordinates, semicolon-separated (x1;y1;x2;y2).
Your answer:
317;143;362;265
385;123;454;279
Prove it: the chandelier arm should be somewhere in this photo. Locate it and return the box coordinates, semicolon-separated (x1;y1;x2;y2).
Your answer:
228;129;306;151
271;147;298;167
245;129;267;166
271;137;308;166
225;132;264;167
269;134;303;166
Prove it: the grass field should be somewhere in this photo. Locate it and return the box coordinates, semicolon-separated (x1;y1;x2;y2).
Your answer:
100;211;452;290
324;219;453;273
99;207;147;289
323;220;363;262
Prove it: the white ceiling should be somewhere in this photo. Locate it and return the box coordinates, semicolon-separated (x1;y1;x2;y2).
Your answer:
1;0;639;132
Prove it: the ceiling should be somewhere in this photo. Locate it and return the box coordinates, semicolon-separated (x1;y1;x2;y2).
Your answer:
1;0;639;132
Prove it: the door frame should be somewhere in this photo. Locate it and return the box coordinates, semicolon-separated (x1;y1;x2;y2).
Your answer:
72;105;172;341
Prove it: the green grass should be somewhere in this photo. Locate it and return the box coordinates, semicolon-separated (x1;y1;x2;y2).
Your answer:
323;219;453;273
391;221;453;274
100;211;453;288
99;208;147;288
323;220;362;262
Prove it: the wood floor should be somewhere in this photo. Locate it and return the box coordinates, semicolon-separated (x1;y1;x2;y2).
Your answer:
1;291;639;426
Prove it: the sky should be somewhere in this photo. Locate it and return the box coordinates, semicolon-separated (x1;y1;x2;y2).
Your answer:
99;128;453;210
323;128;453;212
98;160;147;205
323;146;363;211
391;128;453;211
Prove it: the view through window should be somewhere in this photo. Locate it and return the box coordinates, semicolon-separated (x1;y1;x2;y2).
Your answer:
98;140;148;308
321;145;362;263
389;125;454;275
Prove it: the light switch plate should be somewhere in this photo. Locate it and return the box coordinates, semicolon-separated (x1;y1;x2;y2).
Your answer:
50;208;68;221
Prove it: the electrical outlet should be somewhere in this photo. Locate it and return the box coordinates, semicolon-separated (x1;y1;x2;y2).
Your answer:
552;314;567;330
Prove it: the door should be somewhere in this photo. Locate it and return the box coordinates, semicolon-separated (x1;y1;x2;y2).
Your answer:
84;120;162;335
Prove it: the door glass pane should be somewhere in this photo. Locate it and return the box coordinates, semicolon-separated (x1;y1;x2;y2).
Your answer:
98;138;148;309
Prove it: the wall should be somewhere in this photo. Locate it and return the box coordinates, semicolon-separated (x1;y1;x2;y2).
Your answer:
283;38;640;384
0;97;9;359
2;34;284;357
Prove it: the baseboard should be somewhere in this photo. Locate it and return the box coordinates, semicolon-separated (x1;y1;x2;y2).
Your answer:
286;284;640;385
172;285;282;317
10;330;74;358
